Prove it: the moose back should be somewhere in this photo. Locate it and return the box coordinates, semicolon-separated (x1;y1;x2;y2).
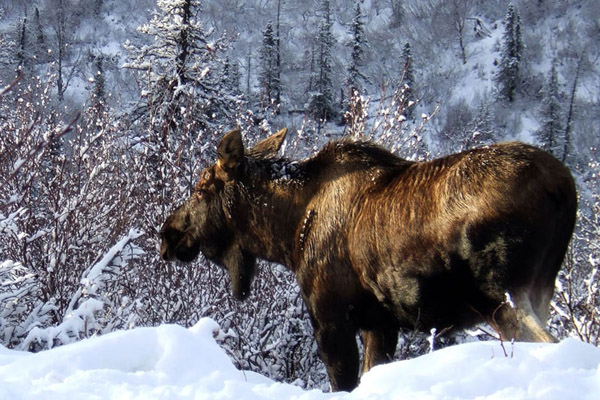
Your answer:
160;128;577;391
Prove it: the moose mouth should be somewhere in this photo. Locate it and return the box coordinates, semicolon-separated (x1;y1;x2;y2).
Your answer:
160;239;200;263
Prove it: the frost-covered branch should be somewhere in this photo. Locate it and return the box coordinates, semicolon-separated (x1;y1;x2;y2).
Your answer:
20;228;145;351
0;112;80;195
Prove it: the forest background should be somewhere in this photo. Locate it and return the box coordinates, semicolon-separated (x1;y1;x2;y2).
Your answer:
1;0;599;390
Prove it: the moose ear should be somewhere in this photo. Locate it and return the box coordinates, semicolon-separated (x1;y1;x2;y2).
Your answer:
217;129;244;171
249;128;288;158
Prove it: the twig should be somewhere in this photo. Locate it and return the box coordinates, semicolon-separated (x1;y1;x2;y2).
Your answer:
0;71;24;98
0;112;81;191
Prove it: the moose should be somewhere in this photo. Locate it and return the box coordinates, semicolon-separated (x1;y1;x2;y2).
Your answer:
160;128;577;391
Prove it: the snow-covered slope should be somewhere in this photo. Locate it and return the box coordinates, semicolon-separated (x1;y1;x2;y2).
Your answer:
1;318;599;400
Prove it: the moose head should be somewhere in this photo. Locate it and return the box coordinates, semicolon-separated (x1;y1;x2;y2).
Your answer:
160;128;288;300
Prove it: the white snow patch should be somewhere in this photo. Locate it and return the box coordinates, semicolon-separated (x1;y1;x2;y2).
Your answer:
1;320;599;400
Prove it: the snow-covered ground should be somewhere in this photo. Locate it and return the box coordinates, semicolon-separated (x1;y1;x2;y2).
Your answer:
1;318;599;400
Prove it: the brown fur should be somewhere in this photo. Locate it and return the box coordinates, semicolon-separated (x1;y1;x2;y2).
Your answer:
160;128;577;391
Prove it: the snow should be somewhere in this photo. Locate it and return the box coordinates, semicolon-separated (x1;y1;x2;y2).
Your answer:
1;319;599;400
84;228;144;283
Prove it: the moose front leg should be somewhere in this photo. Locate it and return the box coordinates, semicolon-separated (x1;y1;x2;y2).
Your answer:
314;323;360;391
361;325;398;374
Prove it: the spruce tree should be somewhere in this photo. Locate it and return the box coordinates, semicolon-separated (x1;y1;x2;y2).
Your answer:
94;0;103;17
308;0;335;121
390;0;404;28
536;59;564;156
16;15;28;69
223;57;241;96
33;7;45;59
124;0;240;147
259;22;281;107
495;3;524;102
346;1;367;97
399;42;416;119
91;54;106;114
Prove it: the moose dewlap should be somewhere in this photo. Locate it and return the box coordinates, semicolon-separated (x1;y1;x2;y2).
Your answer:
160;128;577;392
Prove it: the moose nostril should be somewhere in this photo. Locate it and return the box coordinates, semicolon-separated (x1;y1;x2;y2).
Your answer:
161;249;170;261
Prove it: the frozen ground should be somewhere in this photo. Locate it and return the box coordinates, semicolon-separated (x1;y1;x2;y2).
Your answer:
1;318;599;400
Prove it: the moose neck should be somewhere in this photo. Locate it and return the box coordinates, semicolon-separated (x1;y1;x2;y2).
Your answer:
231;158;314;270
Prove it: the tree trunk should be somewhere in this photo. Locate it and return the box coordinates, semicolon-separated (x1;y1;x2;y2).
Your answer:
275;0;282;105
563;53;584;164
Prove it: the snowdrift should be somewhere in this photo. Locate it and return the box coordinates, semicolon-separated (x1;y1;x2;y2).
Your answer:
1;318;599;400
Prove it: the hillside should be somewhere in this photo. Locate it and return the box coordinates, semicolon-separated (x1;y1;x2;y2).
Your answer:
1;1;598;153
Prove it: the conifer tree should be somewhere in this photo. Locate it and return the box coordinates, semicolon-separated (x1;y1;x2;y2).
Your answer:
495;3;524;102
33;7;45;58
259;22;281;107
223;57;241;96
346;1;367;97
20;6;48;65
308;0;335;121
94;0;103;17
390;0;404;28
16;14;28;69
91;54;106;114
536;59;564;156
124;0;240;147
398;42;416;119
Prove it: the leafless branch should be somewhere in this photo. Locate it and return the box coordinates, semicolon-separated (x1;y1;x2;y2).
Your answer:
0;71;24;98
0;112;80;192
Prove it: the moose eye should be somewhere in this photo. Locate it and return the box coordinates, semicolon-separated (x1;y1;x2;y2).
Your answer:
203;170;212;181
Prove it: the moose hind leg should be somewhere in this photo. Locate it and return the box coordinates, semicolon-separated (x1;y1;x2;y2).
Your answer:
493;291;557;343
361;326;398;374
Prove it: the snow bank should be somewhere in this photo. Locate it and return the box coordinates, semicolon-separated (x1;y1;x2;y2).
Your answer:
350;339;600;400
1;319;599;400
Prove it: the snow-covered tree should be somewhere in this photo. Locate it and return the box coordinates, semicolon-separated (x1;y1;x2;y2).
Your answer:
495;3;524;102
123;0;241;148
223;57;241;96
93;0;103;17
389;0;404;28
536;59;564;157
90;53;106;114
307;0;335;122
446;0;474;65
346;1;368;98
32;7;45;59
440;99;473;151
0;74;139;348
469;95;495;146
259;22;281;107
47;0;75;101
398;42;416;119
15;13;28;70
0;24;17;82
